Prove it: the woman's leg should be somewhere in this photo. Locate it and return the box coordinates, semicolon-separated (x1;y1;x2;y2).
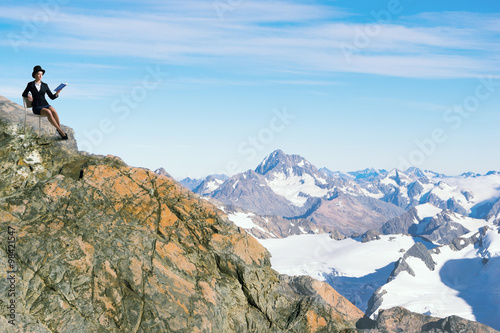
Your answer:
40;108;65;135
47;106;61;128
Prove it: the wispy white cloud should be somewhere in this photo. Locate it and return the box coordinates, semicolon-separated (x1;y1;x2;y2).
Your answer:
0;86;23;99
270;79;341;86
1;3;499;79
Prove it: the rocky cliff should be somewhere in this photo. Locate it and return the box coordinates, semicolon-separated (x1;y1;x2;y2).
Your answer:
0;95;364;332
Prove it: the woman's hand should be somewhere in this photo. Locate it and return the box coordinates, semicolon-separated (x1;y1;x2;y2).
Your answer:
28;95;33;102
55;90;60;97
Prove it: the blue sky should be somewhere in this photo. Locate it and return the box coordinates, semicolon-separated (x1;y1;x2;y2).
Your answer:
1;0;499;178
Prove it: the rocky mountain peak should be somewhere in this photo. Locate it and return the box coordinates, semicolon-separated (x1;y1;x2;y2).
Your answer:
255;149;287;175
255;149;317;178
384;169;412;186
404;166;427;180
154;167;173;179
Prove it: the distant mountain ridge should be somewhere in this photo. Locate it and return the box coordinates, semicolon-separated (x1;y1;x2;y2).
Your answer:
171;149;500;241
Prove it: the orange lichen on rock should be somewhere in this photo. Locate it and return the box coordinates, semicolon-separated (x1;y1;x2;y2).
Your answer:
310;279;364;321
47;221;65;233
126;167;153;184
104;260;118;279
211;229;268;265
306;310;327;331
152;258;195;299
156;241;196;275
84;166;150;202
198;280;217;306
7;204;26;215
83;165;121;188
43;180;69;200
232;231;268;265
68;236;95;271
108;173;143;198
0;210;16;223
129;256;143;287
159;203;179;229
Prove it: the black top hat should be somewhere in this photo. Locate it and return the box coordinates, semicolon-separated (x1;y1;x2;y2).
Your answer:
32;65;46;78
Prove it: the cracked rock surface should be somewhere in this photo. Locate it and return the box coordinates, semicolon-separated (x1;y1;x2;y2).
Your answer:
0;95;364;332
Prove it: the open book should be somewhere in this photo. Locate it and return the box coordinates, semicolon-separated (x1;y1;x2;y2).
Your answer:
54;83;68;92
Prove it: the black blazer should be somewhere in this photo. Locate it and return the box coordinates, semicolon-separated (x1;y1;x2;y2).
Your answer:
22;81;58;108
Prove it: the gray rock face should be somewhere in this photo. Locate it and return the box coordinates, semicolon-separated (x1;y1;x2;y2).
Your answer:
379;208;419;235
361;230;381;243
366;288;388;318
382;187;412;209
410;212;470;245
388;257;416;281
380;209;470;245
407;180;425;199
306;193;405;236
404;242;436;270
486;197;500;224
449;234;479;251
448;226;491;251
423;193;468;215
358;306;499;333
330;229;347;240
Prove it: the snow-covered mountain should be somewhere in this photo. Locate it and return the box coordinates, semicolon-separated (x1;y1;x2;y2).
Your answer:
189;149;500;239
192;174;229;195
211;169;311;217
380;203;489;245
204;150;411;235
367;225;500;330
259;223;500;330
177;174;228;192
254;149;333;207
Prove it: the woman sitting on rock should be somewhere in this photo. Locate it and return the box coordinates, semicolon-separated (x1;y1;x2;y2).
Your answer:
22;65;67;140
